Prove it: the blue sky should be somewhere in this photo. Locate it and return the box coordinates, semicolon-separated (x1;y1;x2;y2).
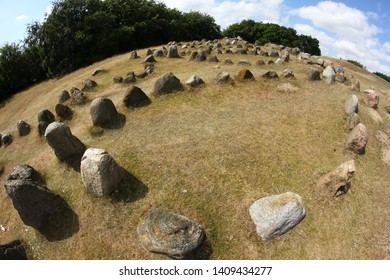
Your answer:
1;0;390;75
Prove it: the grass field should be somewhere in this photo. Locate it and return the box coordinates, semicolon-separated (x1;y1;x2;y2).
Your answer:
1;41;390;259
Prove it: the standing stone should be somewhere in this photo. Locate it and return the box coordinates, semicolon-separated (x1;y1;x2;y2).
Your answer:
266;59;274;65
154;49;164;57
17;120;31;136
90;98;118;127
0;240;27;260
216;72;232;84
307;68;321;81
335;72;346;83
167;45;180;58
137;208;205;259
236;69;254;81
345;95;359;114
346;123;368;154
143;55;156;64
256;59;265;66
80;148;125;197
4;164;67;229
153;72;184;95
351;79;360;92
45;122;86;162
129;50;139;59
249;192;306;241
189;51;198;61
2;134;13;146
275;58;283;65
363;89;379;109
82;79;97;91
59;90;71;103
146;49;153;56
185;75;205;87
70;88;86;104
317;160;356;196
55;104;73;120
194;51;207;62
208;55;219;62
282;69;295;79
262;71;279;79
323;66;336;84
122;72;136;84
346;112;360;130
38;109;55;124
123;86;151;108
38;121;49;136
334;65;344;73
224;58;234;65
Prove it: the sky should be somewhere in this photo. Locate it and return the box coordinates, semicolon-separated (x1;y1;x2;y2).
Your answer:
1;0;390;75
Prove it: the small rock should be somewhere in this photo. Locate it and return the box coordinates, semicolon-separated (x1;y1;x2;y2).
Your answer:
238;60;251;66
335;72;346;83
334;65;344;73
249;192;306;240
307;68;321;81
129;50;139;59
266;59;274;65
154;49;164;57
262;71;279;79
80;148;125;197
194;51;207;62
275;58;283;65
17;120;31;136
216;72;232;84
346;123;368;154
113;76;123;83
122;72;136;84
2;134;13;146
282;69;294;79
256;60;265;66
92;68;105;76
143;55;156;64
208;55;219;62
70;88;86;104
38;121;49;136
137;208;205;258
224;58;234;65
317;160;356;196
351;79;360;92
123;86;151;108
185;75;205;87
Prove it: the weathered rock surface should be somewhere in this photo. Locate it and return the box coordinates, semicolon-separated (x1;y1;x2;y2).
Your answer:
113;75;123;83
82;79;97;91
282;69;295;79
307;68;321;81
262;71;279;79
123;86;151;108
345;95;359;114
44;122;86;162
70;88;86;104
92;68;105;76
323;66;336;84
80;148;125;197
0;240;27;260
154;72;184;95
4;164;66;229
185;75;205;87
55;104;73;120
143;55;156;64
363;89;379;109
137;208;205;258
90;97;118;127
236;69;254;81
216;72;232;84
346;123;368;154
38;109;55;124
122;72;136;84
249;192;306;241
317;160;356;196
17;120;31;136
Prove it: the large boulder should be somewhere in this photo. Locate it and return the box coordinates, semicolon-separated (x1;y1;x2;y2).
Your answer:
123;86;151;108
153;72;184;96
185;75;205;87
167;44;180;58
90;97;118;127
81;79;97;91
80;148;125;197
345;95;359;114
0;240;27;260
346;123;368;154
317;160;356;196
4;164;66;229
17;120;31;136
137;208;205;259
44;122;86;162
55;104;73;120
323;66;336;84
249;192;306;240
38;109;55;124
363;89;379;109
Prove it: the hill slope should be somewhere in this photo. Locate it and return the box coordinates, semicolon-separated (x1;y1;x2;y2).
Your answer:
1;40;390;259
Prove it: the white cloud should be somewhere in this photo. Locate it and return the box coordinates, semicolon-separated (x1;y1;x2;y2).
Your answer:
16;15;30;22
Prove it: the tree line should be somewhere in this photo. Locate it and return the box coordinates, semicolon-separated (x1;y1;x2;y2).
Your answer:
0;0;321;102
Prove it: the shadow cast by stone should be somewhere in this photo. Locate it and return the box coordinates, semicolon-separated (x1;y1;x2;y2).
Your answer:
37;199;79;242
181;236;213;260
111;169;148;203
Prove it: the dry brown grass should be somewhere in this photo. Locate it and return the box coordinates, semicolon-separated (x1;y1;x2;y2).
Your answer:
2;43;390;260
